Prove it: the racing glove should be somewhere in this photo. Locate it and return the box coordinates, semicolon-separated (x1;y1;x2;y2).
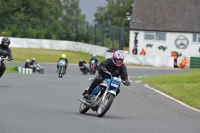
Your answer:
100;67;107;72
123;80;130;86
8;58;12;61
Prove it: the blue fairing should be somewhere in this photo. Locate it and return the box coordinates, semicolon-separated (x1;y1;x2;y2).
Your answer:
90;86;101;96
90;78;120;96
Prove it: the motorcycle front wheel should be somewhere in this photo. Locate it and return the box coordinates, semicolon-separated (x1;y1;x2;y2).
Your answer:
90;67;94;75
97;93;115;117
79;102;90;114
40;68;44;74
58;66;63;78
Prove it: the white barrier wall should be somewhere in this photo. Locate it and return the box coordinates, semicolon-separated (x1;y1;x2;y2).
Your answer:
105;52;174;68
1;37;176;67
1;37;109;57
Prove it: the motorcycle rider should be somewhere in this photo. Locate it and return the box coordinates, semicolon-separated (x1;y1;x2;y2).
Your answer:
83;50;130;100
89;54;98;68
30;58;37;72
57;54;68;74
79;59;89;72
24;59;32;69
79;59;86;67
0;37;13;78
30;58;37;65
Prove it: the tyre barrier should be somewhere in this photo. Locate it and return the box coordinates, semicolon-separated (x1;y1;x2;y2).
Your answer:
15;66;33;74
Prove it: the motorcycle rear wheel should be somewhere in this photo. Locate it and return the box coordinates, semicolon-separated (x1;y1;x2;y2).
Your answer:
97;94;115;117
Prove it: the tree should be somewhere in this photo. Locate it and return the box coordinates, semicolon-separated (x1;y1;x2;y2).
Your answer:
94;0;134;47
61;0;86;23
61;0;86;41
0;0;63;20
0;0;87;41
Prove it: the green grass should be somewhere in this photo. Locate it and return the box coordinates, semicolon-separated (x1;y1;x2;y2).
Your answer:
123;46;129;51
11;47;105;63
132;70;200;110
5;66;18;73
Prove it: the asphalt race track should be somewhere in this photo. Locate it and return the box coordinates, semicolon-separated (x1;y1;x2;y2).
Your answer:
0;63;200;133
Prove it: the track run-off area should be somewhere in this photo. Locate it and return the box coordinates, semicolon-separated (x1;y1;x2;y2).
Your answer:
1;62;200;133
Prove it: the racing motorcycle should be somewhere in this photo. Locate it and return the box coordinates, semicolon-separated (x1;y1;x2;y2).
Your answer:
90;60;97;75
80;65;90;75
78;70;127;117
57;59;66;78
32;63;44;74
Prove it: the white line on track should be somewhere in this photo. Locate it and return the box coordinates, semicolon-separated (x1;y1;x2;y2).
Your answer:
144;84;200;113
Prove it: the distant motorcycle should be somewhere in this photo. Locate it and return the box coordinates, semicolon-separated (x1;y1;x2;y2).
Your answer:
57;60;66;78
90;60;97;75
32;63;44;74
80;65;90;75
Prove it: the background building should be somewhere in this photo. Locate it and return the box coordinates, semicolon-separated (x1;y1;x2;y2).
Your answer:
129;0;200;58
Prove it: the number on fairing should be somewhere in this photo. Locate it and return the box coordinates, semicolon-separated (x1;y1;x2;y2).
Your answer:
110;77;121;88
111;83;119;88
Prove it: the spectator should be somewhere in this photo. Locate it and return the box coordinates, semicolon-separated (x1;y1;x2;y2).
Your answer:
132;46;138;55
171;51;178;68
140;49;146;55
178;57;188;68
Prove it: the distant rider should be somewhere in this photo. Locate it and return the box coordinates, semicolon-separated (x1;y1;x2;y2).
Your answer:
83;50;130;100
0;37;13;78
89;54;98;68
30;58;37;72
24;59;32;69
79;59;86;67
30;58;37;65
57;54;68;74
79;59;89;72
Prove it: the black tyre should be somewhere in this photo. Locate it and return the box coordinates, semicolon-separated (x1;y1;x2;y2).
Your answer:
58;66;63;78
59;71;62;78
97;94;115;117
79;102;90;114
40;68;44;74
90;67;94;75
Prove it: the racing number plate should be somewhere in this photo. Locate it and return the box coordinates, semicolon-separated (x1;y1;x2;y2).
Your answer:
110;77;121;88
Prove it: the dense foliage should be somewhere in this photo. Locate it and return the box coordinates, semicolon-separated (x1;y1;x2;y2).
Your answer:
94;0;134;47
0;0;125;49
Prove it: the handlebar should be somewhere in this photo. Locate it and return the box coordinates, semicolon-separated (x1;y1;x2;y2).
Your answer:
104;70;112;78
103;69;129;85
0;57;11;62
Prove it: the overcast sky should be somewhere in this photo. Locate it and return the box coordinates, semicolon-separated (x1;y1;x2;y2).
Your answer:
79;0;107;23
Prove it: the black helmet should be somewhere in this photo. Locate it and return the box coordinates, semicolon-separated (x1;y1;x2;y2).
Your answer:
2;37;11;45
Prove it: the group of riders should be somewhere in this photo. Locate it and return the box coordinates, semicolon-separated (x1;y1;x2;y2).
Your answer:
79;54;99;75
0;37;130;101
24;58;38;72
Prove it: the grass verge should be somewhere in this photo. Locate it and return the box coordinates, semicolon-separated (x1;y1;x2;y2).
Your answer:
11;47;105;63
5;66;18;73
132;69;200;110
